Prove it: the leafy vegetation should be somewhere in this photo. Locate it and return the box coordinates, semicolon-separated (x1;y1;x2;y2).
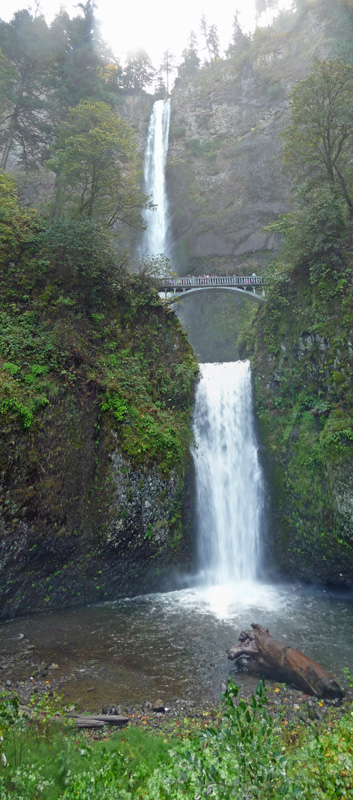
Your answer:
1;682;353;799
283;59;353;215
0;173;197;473
49;100;151;227
249;54;353;582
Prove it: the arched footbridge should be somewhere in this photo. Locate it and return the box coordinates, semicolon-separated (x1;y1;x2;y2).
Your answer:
158;275;266;301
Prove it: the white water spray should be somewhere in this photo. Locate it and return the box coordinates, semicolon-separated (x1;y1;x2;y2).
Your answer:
193;361;263;591
141;99;171;256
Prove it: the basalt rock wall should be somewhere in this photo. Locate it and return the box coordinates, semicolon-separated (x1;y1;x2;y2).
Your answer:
0;403;193;619
166;7;331;275
251;274;353;587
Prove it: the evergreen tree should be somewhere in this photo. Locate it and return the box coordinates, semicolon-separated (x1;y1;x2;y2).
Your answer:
255;0;279;26
226;12;250;58
50;1;108;115
0;10;55;170
178;31;200;77
158;49;175;95
123;49;155;91
200;16;220;64
154;74;167;98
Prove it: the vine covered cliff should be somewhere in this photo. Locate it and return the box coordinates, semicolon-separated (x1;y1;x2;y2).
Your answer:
251;263;353;586
0;175;198;619
247;51;353;585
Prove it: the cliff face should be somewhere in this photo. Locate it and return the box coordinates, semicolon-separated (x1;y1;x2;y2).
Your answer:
251;267;353;586
0;394;193;619
0;203;198;618
166;8;330;275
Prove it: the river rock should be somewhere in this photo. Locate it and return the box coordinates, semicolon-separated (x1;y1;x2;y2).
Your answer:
152;699;165;712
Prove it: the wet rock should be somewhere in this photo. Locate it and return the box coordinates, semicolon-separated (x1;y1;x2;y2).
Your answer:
101;704;124;715
152;699;165;713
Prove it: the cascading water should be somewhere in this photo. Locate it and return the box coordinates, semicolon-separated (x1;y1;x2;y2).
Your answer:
1;78;350;714
140;99;171;256
192;361;263;589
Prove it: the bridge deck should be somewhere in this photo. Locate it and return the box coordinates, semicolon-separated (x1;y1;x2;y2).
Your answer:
158;275;266;295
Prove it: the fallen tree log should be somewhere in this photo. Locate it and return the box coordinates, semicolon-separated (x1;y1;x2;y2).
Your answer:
227;623;344;700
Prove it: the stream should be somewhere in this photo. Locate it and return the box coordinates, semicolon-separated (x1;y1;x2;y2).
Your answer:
1;99;352;710
1;361;352;711
1;584;352;710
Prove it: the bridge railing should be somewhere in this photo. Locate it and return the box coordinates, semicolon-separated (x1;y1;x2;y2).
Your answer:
158;275;265;288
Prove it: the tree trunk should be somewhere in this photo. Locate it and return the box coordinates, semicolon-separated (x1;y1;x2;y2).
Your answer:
227;623;344;700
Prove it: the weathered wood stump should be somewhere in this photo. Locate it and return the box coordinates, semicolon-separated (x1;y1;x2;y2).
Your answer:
227;623;344;700
68;713;129;729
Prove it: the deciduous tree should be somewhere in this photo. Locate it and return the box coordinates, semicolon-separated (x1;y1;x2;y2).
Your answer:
283;59;353;214
50;100;151;229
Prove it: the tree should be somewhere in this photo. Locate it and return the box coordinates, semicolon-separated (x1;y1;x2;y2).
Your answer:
154;74;167;99
200;16;220;64
178;31;200;79
158;49;175;95
123;49;155;91
50;100;151;229
0;170;38;268
226;12;250;58
133;253;174;281
283;60;353;214
0;10;55;170
49;1;109;114
208;24;220;61
255;0;279;26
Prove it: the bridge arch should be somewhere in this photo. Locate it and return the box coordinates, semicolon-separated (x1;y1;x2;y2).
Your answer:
168;286;265;302
158;275;266;303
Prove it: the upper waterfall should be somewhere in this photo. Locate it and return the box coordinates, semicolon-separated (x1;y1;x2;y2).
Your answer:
192;361;263;588
140;99;171;257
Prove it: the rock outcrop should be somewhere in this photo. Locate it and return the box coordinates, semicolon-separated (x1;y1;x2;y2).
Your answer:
166;6;332;275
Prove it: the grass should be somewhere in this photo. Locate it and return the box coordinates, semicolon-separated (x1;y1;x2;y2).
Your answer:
1;682;353;799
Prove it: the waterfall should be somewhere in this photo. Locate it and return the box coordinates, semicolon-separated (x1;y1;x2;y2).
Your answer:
192;361;263;588
141;99;171;257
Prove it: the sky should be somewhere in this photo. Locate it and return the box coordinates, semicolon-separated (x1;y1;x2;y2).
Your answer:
1;0;293;68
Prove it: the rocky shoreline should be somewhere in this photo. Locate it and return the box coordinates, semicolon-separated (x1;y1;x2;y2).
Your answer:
1;665;351;742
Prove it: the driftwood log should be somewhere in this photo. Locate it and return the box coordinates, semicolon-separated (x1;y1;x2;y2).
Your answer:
227;623;344;700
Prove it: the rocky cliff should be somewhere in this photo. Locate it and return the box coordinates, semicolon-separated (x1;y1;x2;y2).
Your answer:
250;234;353;586
0;193;198;619
166;5;334;275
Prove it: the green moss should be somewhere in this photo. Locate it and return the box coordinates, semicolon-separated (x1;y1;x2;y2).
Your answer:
250;254;353;583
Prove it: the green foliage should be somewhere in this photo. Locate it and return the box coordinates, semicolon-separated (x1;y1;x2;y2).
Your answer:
0;174;197;477
98;346;197;472
49;1;114;114
141;680;288;800
1;683;353;799
50;100;151;229
251;53;353;580
283;59;353;213
263;187;349;280
0;170;39;267
123;49;155;91
0;10;55;170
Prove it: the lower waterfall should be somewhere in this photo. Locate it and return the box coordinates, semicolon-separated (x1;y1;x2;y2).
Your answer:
192;361;263;588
